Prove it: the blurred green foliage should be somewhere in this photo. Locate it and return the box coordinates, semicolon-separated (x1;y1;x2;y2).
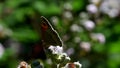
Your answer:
0;0;120;68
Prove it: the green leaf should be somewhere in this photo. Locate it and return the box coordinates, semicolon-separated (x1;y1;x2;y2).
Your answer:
12;28;39;42
33;1;61;15
72;0;85;12
113;25;120;34
108;41;120;54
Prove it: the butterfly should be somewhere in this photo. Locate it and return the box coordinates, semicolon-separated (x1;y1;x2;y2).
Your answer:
40;16;63;48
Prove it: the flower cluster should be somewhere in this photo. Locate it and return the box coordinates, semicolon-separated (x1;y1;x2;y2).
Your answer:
47;45;82;68
48;45;71;68
48;46;82;68
88;0;120;18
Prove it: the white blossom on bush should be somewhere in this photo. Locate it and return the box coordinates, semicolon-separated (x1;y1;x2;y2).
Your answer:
91;33;106;44
79;12;89;19
70;24;82;32
74;61;82;68
63;11;73;20
48;45;71;62
87;4;98;14
64;2;72;10
80;42;91;52
0;43;4;58
49;45;63;55
82;20;95;31
51;16;59;25
100;0;120;18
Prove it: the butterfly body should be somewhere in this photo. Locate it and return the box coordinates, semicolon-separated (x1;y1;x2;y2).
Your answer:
40;16;63;48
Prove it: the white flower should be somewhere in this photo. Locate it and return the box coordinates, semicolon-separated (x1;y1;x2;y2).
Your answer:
108;9;119;18
82;20;95;31
57;53;70;61
74;61;82;68
64;2;72;10
87;4;98;13
63;53;71;60
100;0;120;18
48;45;71;63
96;33;105;44
48;45;63;55
65;56;71;61
57;53;65;60
79;12;89;19
80;42;91;52
91;33;105;44
0;43;4;58
70;24;82;32
51;16;59;25
63;11;73;20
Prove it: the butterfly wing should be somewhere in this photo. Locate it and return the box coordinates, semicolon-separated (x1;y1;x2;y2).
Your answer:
40;16;63;47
